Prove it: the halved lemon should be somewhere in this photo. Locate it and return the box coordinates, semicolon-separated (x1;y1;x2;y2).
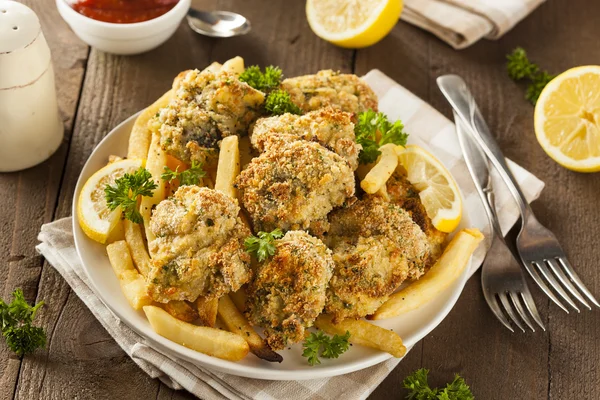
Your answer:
397;145;462;233
77;158;143;244
534;66;600;172
306;0;403;48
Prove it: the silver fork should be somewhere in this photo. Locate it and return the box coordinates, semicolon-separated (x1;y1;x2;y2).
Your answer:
438;75;600;313
455;114;544;332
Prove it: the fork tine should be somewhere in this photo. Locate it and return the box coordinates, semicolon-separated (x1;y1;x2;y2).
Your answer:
558;257;600;308
546;259;591;310
498;292;526;332
521;261;570;313
483;290;514;332
532;261;580;312
508;292;535;332
520;290;546;331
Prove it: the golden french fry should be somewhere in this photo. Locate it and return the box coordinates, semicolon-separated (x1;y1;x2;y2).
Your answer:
196;297;218;327
106;219;125;244
140;132;168;244
315;314;406;358
128;90;172;160
143;305;249;361
229;288;248;313
361;143;402;194
106;241;153;310
371;228;484;319
215;135;240;199
221;56;244;75
123;219;151;276
218;295;282;362
163;300;199;322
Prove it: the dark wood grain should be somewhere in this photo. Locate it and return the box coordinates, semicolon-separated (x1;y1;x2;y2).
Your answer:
3;0;600;399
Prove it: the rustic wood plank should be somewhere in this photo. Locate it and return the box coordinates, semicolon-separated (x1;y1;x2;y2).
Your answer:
0;0;88;399
14;0;354;398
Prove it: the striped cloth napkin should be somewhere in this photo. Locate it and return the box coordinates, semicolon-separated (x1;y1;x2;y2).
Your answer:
36;70;544;400
401;0;546;49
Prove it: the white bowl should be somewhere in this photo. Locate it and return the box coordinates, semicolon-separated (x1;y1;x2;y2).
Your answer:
56;0;191;55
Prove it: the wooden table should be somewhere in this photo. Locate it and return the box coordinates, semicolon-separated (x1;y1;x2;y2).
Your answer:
2;0;599;398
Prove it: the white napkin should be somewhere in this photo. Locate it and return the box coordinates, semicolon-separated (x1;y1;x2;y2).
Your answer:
401;0;546;49
36;70;544;400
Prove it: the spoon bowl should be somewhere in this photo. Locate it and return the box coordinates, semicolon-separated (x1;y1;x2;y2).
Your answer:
187;9;250;38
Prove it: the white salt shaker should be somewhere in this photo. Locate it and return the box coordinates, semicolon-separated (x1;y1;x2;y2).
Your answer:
0;1;63;172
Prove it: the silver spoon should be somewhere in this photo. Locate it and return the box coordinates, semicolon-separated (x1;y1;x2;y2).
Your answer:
186;9;251;38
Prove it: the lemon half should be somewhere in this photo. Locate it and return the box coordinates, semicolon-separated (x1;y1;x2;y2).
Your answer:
534;65;600;172
397;145;462;233
306;0;403;48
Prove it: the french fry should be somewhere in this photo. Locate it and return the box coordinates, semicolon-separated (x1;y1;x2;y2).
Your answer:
128;90;172;160
163;300;199;322
220;56;244;75
218;295;282;362
143;305;249;361
106;241;153;310
196;297;218;327
106;219;125;244
360;143;402;194
140;132;168;244
229;288;248;313
215;135;240;199
123;219;151;276
370;228;484;320
315;314;406;358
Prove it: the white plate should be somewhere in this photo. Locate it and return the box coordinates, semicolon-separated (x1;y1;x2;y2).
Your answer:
72;112;474;380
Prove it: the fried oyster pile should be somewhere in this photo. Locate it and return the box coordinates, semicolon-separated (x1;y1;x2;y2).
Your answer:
145;67;447;352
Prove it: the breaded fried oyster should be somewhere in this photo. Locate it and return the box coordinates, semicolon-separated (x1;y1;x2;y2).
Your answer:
281;69;378;114
236;140;355;235
150;69;265;166
147;186;251;303
246;231;334;350
250;107;361;170
326;197;430;321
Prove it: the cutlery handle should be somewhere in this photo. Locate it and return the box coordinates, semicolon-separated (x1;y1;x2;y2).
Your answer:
437;75;531;219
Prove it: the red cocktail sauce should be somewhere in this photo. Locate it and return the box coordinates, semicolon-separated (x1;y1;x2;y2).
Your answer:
70;0;180;23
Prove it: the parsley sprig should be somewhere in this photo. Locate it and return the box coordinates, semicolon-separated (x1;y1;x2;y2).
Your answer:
302;331;350;366
161;160;206;187
355;110;409;164
265;89;303;116
105;167;157;224
506;47;555;105
239;65;283;92
403;369;474;400
244;229;284;262
0;289;46;357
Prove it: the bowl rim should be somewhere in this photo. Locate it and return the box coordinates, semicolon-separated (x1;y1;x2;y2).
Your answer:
56;0;190;31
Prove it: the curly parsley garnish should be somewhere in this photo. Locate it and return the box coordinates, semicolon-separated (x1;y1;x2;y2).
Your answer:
265;89;303;116
355;110;408;164
244;229;284;262
239;65;283;92
161;160;206;187
506;47;555;105
302;331;350;366
0;289;46;357
403;368;474;400
105;167;157;224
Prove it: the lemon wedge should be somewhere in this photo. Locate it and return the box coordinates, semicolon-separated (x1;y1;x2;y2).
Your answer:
306;0;403;48
534;66;600;172
77;158;143;244
397;145;462;233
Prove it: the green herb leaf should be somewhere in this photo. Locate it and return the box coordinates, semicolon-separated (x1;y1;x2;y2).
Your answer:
239;65;283;92
403;368;474;400
265;90;303;116
0;289;46;357
506;47;556;105
302;331;351;366
105;167;157;223
161;160;206;187
355;110;408;164
244;229;284;262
